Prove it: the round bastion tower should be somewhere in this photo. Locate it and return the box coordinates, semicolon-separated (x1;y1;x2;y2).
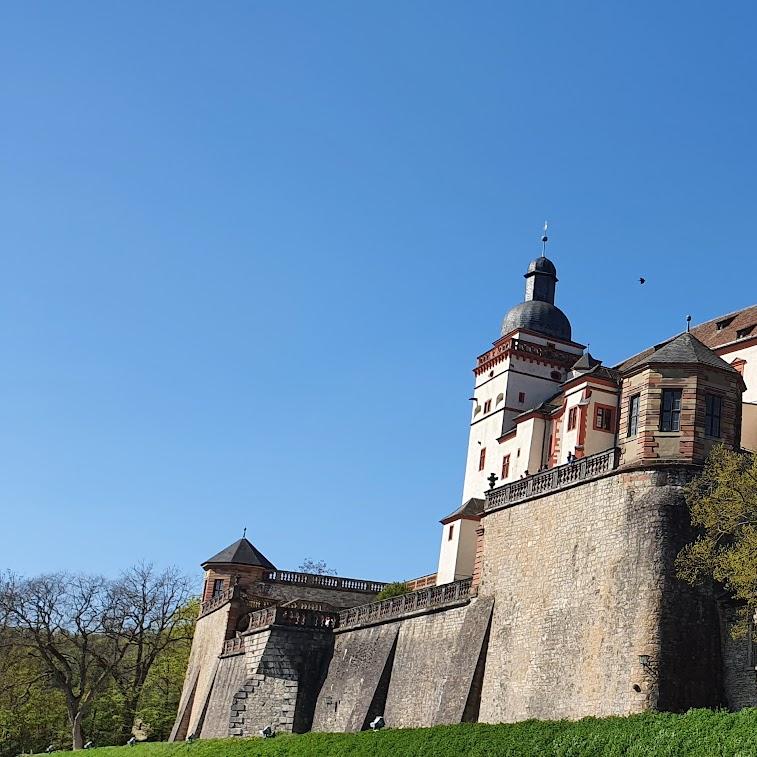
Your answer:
435;242;584;586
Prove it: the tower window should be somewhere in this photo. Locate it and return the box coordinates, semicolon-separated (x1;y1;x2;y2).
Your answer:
594;405;614;431
212;578;225;597
501;454;510;480
627;394;640;437
660;389;682;432
705;394;722;438
478;448;486;471
518;392;526;403
483;399;492;413
448;524;454;541
567;407;578;431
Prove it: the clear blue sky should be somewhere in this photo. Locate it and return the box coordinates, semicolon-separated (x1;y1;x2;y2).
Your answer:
1;2;755;586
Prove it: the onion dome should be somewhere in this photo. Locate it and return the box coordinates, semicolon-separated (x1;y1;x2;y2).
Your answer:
500;255;572;341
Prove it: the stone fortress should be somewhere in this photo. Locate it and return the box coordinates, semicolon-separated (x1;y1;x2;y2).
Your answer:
170;234;757;740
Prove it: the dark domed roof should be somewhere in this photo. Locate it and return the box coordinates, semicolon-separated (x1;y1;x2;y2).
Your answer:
501;300;572;340
526;256;557;276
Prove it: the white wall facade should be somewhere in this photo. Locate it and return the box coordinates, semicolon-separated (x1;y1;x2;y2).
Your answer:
460;330;582;503
436;517;479;585
716;341;757;450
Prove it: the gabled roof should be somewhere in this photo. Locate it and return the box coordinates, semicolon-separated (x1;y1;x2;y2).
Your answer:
620;332;738;374
202;537;276;570
440;498;485;524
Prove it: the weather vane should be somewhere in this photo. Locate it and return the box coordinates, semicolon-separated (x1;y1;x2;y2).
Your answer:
242;526;247;538
541;221;548;256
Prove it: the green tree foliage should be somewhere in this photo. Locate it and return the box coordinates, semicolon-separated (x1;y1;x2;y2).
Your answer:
676;444;757;624
375;582;409;601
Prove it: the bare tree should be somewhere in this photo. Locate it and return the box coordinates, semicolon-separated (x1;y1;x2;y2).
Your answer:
0;571;127;749
0;565;195;749
298;558;337;576
108;564;194;740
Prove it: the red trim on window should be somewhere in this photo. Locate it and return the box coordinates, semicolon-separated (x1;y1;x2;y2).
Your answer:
478;447;486;471
593;402;616;432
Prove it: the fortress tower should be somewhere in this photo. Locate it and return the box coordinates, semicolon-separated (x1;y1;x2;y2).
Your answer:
438;242;584;585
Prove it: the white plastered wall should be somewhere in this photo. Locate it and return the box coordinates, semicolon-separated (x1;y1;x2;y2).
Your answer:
718;342;757;451
436;518;479;585
461;329;580;502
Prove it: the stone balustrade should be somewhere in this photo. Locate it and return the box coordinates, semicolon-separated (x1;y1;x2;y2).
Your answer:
263;570;387;594
405;573;437;591
199;586;236;617
242;605;339;634
477;336;578;374
338;578;473;631
485;447;620;512
220;636;245;657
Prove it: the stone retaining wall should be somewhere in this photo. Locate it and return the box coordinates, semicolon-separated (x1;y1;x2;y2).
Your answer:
477;466;723;723
313;597;493;732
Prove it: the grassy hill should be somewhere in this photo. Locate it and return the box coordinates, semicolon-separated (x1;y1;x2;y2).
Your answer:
41;709;757;757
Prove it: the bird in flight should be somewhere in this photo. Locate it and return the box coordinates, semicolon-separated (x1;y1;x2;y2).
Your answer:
639;277;646;285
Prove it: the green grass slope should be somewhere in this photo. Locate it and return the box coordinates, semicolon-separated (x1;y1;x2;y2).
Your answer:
42;710;757;757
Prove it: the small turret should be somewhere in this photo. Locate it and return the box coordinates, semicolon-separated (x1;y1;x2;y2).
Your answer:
201;536;276;604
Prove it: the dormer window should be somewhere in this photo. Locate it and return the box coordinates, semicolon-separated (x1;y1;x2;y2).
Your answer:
737;325;755;339
716;317;735;331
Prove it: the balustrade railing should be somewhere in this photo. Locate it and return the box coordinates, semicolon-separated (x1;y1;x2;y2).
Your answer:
338;578;472;630
477;337;578;372
262;570;386;594
485;447;620;512
243;605;339;634
199;587;236;617
220;637;245;656
404;573;437;591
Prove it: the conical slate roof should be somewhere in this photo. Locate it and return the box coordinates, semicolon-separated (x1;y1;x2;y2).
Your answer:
642;332;738;372
572;352;601;371
202;537;276;570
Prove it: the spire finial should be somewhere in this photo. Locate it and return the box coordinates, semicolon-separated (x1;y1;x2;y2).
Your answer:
541;221;548;256
686;315;692;333
242;527;247;538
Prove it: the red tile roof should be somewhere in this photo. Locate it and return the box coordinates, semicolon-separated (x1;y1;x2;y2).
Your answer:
689;304;757;351
616;304;757;373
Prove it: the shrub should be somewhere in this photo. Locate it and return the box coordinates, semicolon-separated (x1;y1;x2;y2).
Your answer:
374;582;410;601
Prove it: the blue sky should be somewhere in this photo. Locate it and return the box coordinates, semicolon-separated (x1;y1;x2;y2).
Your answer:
1;2;755;586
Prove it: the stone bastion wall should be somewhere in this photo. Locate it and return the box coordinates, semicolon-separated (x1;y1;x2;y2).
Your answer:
174;465;757;739
476;465;723;723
